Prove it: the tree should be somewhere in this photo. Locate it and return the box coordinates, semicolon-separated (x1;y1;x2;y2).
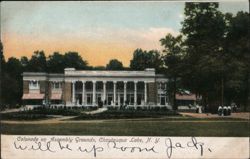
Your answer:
160;34;183;110
181;2;227;112
2;57;23;106
47;51;89;73
106;59;123;70
223;11;250;111
47;52;65;73
0;41;4;107
130;49;163;72
26;50;47;72
63;51;88;70
93;66;106;70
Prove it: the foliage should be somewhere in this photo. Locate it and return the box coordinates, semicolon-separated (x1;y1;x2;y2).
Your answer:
73;109;178;120
29;107;82;116
106;59;124;70
0;51;88;107
160;34;183;110
181;3;226;109
47;51;88;73
26;50;47;72
130;49;164;73
1;112;49;120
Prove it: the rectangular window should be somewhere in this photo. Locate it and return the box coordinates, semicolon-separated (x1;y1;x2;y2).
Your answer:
161;83;165;90
29;81;39;89
87;94;93;105
52;82;62;90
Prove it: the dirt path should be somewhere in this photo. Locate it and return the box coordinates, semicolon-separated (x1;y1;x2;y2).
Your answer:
180;112;250;120
84;108;108;115
0;108;21;114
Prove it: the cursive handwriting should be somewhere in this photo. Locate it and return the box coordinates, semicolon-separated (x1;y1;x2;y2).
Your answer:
78;145;104;157
13;137;212;158
107;141;158;153
165;137;210;159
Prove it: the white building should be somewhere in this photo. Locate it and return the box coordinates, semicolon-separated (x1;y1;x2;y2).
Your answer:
22;68;171;109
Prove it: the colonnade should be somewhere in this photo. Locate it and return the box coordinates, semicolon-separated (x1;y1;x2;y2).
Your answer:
71;81;148;106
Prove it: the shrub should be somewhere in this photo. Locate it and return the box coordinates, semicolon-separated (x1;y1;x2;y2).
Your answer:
24;107;82;116
73;109;179;120
1;112;49;120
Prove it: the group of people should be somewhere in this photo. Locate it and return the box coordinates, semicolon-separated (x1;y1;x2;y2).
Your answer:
218;106;232;116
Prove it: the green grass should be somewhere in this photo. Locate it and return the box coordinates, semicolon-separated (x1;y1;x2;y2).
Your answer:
2;120;249;136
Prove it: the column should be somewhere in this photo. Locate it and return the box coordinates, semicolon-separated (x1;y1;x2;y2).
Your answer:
144;82;147;105
134;81;137;107
92;81;96;106
157;82;161;106
118;93;120;106
82;81;85;106
124;81;127;104
103;81;106;102
113;81;116;106
72;81;75;105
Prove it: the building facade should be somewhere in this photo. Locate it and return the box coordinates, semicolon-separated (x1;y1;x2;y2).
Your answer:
22;68;171;109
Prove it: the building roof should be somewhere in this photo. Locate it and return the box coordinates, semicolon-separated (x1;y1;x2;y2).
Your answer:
175;93;196;100
50;93;62;100
22;93;45;100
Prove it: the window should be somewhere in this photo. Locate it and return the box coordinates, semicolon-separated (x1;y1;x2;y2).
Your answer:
161;83;166;90
29;81;39;89
53;82;62;89
158;93;167;105
157;82;167;90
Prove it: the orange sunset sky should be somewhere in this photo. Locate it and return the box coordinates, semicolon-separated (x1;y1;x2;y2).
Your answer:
1;1;248;66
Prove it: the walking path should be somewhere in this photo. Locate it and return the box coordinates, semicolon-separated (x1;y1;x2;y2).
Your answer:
180;112;250;120
0;108;21;114
84;107;108;115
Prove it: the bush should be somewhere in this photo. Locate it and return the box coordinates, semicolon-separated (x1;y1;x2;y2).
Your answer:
1;112;49;120
26;107;82;116
73;109;179;120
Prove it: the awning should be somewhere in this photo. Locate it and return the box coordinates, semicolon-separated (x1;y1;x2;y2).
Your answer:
50;93;62;100
22;93;45;100
175;94;196;100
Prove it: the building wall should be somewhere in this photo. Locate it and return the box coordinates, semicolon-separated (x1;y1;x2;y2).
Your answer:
48;82;52;100
23;81;29;94
63;82;72;104
148;82;157;105
40;81;46;94
40;81;49;104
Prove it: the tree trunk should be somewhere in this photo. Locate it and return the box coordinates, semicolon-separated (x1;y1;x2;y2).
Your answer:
221;77;224;107
173;77;177;110
244;72;249;111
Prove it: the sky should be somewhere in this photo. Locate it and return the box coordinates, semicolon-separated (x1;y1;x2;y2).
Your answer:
1;1;249;66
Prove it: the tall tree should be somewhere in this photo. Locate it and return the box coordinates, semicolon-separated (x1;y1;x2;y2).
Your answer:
0;41;4;106
160;34;183;110
181;2;226;112
2;57;23;106
223;11;250;111
106;59;124;70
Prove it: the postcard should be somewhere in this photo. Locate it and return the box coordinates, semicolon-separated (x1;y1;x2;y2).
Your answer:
1;1;249;159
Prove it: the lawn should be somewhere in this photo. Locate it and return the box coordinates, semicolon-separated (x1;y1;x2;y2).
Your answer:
1;119;249;137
